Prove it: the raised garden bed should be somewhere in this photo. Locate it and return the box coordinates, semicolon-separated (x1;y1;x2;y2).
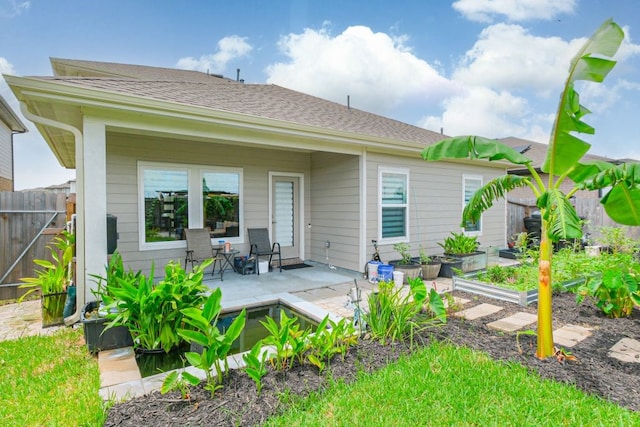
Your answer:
452;272;585;306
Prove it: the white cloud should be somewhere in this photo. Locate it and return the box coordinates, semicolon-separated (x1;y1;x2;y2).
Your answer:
454;24;582;96
452;0;576;23
0;0;29;18
265;25;457;115
419;86;531;138
176;35;252;74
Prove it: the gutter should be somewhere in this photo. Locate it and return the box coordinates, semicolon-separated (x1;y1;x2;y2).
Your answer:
18;101;85;325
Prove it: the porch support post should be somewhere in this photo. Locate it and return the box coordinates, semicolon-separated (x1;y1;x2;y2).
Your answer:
77;117;107;304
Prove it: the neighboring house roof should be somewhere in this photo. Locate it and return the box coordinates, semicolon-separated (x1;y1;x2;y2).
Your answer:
498;136;618;171
0;94;27;132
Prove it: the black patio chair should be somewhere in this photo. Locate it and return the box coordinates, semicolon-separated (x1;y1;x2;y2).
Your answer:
248;228;282;274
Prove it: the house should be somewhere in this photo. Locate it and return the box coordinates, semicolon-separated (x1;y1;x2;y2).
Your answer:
0;94;27;191
3;58;509;311
21;179;77;196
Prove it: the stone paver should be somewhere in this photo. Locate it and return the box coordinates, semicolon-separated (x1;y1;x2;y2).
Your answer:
608;337;640;363
0;300;64;341
553;324;593;348
487;312;537;333
98;347;141;388
453;303;503;320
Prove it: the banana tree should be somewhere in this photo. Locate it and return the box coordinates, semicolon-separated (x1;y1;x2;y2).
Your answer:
421;19;640;359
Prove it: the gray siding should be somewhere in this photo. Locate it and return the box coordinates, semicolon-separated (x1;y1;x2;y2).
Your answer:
0;124;11;181
106;132;311;275
309;152;361;271
366;153;506;263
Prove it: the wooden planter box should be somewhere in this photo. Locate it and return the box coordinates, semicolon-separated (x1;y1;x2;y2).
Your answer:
452;272;585;306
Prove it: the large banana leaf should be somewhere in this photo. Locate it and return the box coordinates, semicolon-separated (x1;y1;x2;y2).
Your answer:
577;162;640;225
462;175;532;225
421;135;532;166
542;19;624;176
537;189;583;240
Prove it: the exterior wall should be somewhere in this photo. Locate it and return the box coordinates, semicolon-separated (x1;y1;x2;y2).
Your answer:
309;152;361;271
106;132;311;275
366;153;507;263
0;123;12;190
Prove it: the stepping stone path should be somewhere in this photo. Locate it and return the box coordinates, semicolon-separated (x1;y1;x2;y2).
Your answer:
450;299;640;363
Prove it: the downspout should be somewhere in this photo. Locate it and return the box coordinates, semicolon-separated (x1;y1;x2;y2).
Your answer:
19;101;85;324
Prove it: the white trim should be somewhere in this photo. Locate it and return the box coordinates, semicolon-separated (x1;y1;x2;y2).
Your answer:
137;160;244;251
463;174;483;235
359;149;367;271
268;171;305;260
378;166;410;244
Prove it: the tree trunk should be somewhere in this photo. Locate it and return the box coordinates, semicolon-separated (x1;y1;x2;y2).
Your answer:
536;221;554;358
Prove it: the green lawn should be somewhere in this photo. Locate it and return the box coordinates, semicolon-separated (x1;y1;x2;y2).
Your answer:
0;327;106;426
265;341;640;426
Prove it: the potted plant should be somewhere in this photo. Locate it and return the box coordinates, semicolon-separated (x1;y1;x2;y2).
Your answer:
19;230;74;327
438;231;487;273
82;252;135;353
413;245;441;280
388;242;421;284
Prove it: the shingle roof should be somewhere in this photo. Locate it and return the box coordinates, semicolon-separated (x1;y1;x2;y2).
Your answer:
40;58;445;145
498;136;615;168
0;94;27;132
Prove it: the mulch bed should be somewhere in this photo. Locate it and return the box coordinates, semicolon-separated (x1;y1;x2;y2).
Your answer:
105;291;640;426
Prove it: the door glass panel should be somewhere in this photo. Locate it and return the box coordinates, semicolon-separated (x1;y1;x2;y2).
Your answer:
274;181;294;246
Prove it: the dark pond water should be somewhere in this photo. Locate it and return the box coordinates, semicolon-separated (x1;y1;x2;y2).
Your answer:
137;303;319;377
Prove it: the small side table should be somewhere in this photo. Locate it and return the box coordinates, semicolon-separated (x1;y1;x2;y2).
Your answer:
214;248;240;281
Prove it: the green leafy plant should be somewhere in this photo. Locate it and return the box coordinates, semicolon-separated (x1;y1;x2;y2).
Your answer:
261;310;311;371
173;288;247;397
438;232;479;255
364;277;445;344
597;226;639;254
306;316;358;372
392;242;414;265
103;259;211;352
19;230;75;325
418;245;433;264
161;369;199;400
243;341;270;395
576;268;640;318
19;230;74;298
421;20;640;358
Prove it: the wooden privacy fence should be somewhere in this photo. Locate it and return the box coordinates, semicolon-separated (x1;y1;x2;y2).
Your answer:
508;197;640;242
0;192;69;300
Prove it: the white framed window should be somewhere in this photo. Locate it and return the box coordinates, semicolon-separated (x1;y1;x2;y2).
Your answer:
379;167;409;243
138;161;243;250
463;175;482;234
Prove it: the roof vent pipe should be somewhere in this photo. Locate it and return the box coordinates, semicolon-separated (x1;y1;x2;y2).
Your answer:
347;95;350;110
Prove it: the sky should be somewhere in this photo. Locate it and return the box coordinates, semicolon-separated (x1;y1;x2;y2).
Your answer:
1;0;639;190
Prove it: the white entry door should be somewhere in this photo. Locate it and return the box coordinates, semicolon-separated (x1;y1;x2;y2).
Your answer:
271;175;301;260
